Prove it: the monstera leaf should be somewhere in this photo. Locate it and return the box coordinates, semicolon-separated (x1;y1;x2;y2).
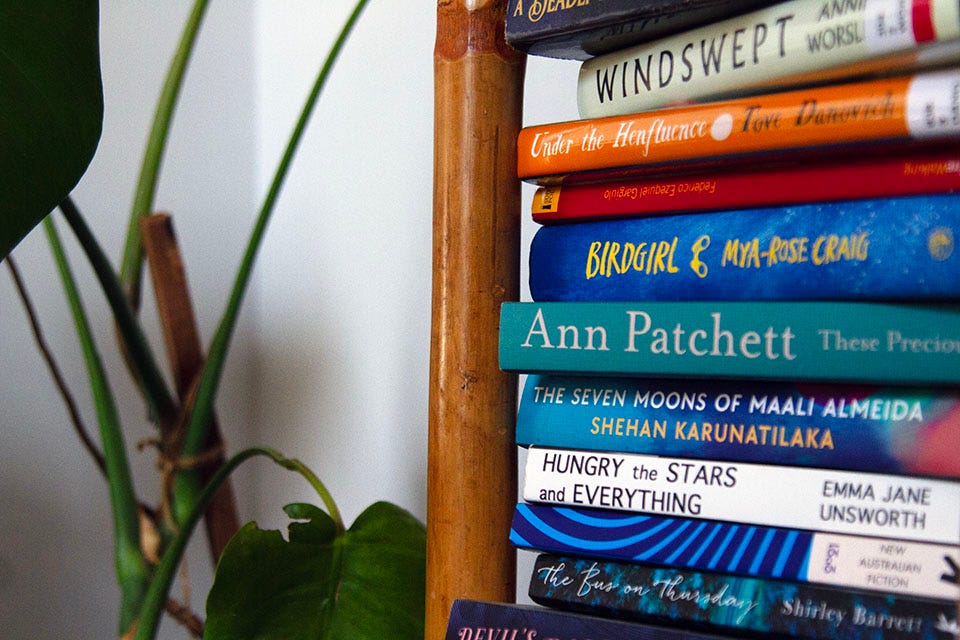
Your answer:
0;0;103;258
204;501;426;640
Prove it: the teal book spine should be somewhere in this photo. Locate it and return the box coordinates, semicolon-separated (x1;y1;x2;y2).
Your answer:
498;301;960;384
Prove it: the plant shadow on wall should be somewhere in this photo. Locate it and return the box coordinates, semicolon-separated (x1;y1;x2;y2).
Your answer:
0;1;425;639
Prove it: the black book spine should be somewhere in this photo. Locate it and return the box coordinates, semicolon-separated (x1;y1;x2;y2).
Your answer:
529;554;960;640
505;0;778;59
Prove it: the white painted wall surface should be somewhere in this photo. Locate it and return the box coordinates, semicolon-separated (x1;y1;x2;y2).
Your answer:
0;2;578;636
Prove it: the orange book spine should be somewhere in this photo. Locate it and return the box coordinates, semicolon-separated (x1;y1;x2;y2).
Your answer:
517;68;960;182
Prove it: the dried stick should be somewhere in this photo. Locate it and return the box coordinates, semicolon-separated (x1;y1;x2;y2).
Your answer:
165;597;204;638
140;213;239;561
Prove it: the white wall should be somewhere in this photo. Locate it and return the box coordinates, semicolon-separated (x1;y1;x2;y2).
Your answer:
247;0;435;533
0;1;580;636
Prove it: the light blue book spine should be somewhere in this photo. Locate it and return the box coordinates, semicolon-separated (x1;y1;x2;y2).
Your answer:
529;193;960;302
498;301;960;384
516;374;960;477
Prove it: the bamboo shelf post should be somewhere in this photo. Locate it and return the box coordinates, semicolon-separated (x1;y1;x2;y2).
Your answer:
427;1;526;638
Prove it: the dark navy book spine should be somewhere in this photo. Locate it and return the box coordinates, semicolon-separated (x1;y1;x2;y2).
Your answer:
528;193;960;302
505;0;777;60
528;553;960;640
445;598;736;639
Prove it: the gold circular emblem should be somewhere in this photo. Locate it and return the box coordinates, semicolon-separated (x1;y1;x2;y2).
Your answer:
928;227;954;262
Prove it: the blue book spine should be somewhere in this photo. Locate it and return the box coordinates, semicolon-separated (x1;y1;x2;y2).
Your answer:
498;301;960;384
529;193;960;302
528;553;960;640
510;503;960;601
445;599;734;640
517;374;960;477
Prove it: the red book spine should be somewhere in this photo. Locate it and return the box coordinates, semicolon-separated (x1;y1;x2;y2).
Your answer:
532;147;960;223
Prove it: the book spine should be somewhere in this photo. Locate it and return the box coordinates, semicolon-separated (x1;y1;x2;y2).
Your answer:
577;0;960;116
445;598;734;640
505;0;778;60
510;503;960;600
516;374;960;477
498;301;960;384
528;553;959;640
531;147;960;223
522;446;960;543
529;193;960;302
517;68;960;181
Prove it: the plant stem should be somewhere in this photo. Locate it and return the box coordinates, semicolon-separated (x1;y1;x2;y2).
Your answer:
5;256;107;475
171;0;370;527
275;456;344;531
43;217;150;635
133;447;341;640
119;0;210;308
59;197;178;426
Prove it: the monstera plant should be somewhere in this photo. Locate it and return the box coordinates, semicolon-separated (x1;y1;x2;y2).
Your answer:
1;2;425;639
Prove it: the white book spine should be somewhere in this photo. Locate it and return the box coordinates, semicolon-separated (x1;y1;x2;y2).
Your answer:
802;532;959;599
577;0;960;117
522;446;960;544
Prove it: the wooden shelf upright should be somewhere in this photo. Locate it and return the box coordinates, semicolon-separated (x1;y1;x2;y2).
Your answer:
427;1;526;638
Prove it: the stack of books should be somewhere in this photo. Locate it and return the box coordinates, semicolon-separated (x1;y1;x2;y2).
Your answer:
447;0;960;638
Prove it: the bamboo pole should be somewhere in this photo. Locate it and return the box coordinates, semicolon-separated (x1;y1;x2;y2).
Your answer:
428;1;526;637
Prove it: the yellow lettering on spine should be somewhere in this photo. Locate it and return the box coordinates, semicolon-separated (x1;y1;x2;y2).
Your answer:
591;416;667;439
729;424;743;442
790;429;805;447
821;430;835;449
619;243;637;275
586;241;602;279
637;420;652;438
583;240;680;279
812;232;870;265
700;421;712;440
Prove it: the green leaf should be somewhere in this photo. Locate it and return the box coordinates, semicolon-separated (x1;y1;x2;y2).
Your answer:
204;501;426;640
0;1;103;259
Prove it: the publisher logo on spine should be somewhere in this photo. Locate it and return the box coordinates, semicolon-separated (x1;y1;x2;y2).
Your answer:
928;227;954;261
711;113;734;140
